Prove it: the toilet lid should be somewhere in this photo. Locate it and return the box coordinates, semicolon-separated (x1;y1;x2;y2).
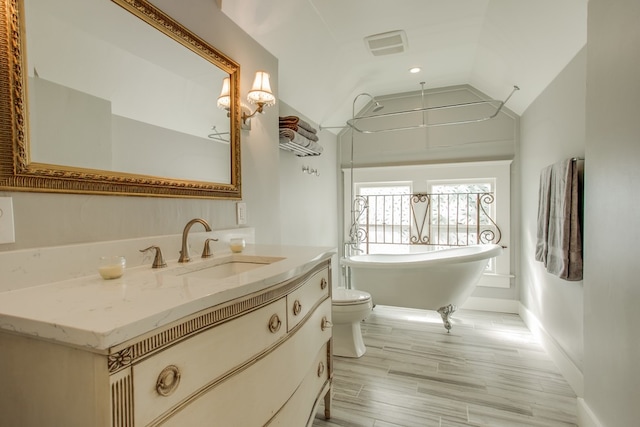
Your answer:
333;288;371;305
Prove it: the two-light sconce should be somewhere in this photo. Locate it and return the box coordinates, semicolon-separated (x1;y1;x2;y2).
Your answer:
217;71;276;129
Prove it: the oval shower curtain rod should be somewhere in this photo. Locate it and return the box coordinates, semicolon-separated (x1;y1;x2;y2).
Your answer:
345;85;520;134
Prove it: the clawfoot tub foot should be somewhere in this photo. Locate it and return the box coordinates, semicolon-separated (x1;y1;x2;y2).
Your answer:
437;304;457;333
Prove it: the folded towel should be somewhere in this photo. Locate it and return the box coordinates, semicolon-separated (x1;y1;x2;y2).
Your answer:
279;115;298;123
279;122;319;141
279;116;317;134
535;158;583;280
279;128;323;154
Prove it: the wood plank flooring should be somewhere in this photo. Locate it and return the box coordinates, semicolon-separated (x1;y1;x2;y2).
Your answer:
313;306;577;427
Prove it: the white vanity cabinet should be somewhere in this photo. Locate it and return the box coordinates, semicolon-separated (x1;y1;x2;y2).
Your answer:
0;256;333;427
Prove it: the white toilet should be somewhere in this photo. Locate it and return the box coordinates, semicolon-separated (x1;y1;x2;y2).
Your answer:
331;287;373;358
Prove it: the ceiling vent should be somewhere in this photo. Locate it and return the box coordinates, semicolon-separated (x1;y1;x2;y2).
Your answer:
364;30;408;56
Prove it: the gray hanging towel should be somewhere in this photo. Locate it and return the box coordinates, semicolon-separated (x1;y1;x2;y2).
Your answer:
535;158;583;281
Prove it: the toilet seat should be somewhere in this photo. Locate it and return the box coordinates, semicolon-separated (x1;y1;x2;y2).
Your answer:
332;288;371;305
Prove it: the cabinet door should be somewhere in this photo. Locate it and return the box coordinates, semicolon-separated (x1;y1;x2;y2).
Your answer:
133;298;287;426
159;299;332;427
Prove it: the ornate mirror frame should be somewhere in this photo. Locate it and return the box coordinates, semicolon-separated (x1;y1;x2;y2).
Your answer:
0;0;242;199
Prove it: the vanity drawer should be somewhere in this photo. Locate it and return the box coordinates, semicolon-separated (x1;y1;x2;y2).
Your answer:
267;342;330;426
287;266;330;331
160;298;332;427
133;298;287;426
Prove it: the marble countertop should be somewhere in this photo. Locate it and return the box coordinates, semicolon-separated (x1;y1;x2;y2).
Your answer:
0;245;335;352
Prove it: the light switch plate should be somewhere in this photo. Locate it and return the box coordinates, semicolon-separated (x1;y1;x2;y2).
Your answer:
236;202;247;225
0;197;15;244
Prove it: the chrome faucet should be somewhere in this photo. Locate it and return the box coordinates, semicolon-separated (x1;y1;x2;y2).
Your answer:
178;218;212;263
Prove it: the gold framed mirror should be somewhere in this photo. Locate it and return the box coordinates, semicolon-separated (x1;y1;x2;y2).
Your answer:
0;0;241;199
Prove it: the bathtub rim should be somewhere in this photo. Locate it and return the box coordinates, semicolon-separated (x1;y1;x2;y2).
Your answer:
341;244;503;269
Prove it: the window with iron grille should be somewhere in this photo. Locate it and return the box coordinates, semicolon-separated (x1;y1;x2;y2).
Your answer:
345;161;511;288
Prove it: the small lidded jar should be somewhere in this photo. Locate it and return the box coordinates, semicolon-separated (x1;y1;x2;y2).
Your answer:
229;238;246;253
99;256;126;280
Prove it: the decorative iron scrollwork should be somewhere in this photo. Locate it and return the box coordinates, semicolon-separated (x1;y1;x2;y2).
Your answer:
348;195;369;247
348;191;501;249
410;193;431;244
478;192;501;244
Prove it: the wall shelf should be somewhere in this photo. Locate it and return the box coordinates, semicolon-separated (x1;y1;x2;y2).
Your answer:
279;139;322;157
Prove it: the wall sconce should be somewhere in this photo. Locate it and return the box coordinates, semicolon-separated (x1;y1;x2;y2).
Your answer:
217;71;275;130
242;71;276;126
216;77;231;111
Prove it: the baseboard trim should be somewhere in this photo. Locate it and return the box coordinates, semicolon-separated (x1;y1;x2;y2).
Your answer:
463;300;595;425
577;398;605;427
518;302;584;398
460;297;519;313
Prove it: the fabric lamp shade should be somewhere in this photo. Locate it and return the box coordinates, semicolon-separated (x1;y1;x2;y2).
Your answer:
247;71;275;106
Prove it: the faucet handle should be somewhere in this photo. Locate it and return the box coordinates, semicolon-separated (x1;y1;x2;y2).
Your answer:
201;238;219;258
140;246;167;268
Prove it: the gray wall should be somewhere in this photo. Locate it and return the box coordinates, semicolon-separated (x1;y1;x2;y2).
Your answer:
584;0;640;425
339;86;518;168
519;47;586;376
29;77;113;170
0;0;285;251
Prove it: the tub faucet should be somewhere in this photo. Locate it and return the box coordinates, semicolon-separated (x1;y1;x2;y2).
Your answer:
344;241;363;258
178;218;212;263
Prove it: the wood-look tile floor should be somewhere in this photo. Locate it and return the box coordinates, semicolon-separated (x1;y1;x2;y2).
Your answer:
313;306;577;427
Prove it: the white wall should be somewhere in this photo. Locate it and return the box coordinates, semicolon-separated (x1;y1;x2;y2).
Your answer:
519;47;586;387
0;0;282;251
278;102;339;248
583;0;640;425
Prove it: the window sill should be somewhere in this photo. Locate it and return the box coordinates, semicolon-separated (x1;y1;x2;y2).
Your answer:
478;272;513;289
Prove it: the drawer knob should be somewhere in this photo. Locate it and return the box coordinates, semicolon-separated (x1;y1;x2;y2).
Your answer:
321;317;332;331
292;300;302;316
320;277;328;290
268;314;282;333
317;361;325;377
156;365;181;397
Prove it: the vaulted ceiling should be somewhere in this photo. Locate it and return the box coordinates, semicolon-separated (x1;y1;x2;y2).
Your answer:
221;0;587;128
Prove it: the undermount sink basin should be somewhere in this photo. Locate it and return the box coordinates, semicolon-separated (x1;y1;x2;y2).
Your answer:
172;255;285;280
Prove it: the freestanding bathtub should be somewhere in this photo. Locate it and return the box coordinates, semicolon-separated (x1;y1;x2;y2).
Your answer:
341;244;503;332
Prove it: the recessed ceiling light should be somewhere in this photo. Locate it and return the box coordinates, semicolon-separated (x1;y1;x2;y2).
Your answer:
409;67;421;74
